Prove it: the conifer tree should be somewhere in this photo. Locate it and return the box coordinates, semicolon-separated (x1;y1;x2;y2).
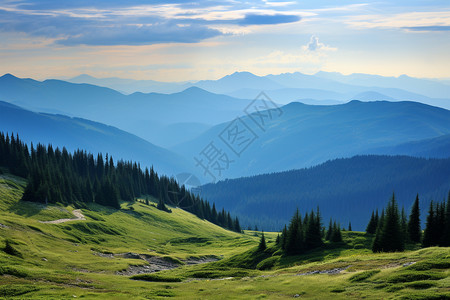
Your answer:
285;209;302;255
441;192;450;246
422;201;436;247
258;232;267;251
330;221;342;243
234;217;241;233
305;210;322;249
407;194;421;243
348;222;352;231
326;219;333;241
401;207;407;242
281;225;287;250
366;210;378;234
372;194;404;252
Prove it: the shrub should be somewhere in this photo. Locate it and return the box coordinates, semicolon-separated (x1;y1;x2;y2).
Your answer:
407;260;450;271
130;273;182;282
406;281;436;290
349;270;380;282
3;239;22;258
0;284;39;297
256;256;279;270
0;266;28;278
387;271;445;283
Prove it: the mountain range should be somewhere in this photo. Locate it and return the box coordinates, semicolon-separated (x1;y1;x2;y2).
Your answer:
0;101;189;175
0;74;251;147
66;71;450;109
2;71;450;182
173;100;450;180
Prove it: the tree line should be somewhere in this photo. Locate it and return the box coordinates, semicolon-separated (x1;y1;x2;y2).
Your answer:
368;193;450;252
267;192;449;255
273;208;343;255
0;132;241;232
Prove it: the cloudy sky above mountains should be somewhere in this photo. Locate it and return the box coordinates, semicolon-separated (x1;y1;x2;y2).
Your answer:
0;0;449;81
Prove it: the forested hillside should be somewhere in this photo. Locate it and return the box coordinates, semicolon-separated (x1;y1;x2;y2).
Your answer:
200;155;450;231
0;132;241;232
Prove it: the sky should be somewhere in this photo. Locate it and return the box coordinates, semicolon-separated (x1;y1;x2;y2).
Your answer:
0;0;449;81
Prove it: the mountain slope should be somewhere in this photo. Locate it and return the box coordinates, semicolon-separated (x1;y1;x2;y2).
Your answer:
2;174;448;299
366;133;450;158
200;155;450;231
0;74;249;147
315;71;450;99
0;101;191;175
174;100;450;180
193;71;284;94
67;74;187;94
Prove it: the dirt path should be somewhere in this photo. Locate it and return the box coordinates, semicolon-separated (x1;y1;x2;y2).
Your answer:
40;209;86;224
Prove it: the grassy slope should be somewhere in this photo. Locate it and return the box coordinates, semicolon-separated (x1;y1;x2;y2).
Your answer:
0;174;449;299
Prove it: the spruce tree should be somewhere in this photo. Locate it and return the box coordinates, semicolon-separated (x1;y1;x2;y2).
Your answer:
326;219;333;240
330;221;342;243
422;201;436;247
373;194;404;252
281;225;287;250
305;210;322;249
366;210;378;234
401;207;407;243
407;194;421;243
285;209;305;255
258;232;267;251
348;222;352;231
441;192;450;246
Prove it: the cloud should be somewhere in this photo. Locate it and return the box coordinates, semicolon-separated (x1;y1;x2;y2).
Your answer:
403;26;450;32
57;23;222;46
302;35;337;52
346;11;450;31
238;13;300;25
0;1;303;46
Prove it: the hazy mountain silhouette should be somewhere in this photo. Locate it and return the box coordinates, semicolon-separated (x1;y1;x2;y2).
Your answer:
0;74;249;147
174;100;450;180
68;74;188;94
0;101;191;175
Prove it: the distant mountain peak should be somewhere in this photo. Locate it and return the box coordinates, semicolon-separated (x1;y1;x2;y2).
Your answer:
352;91;394;101
71;74;97;80
181;86;214;95
223;71;260;80
0;73;19;80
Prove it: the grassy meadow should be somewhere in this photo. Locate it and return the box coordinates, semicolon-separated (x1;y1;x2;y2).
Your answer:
0;173;449;299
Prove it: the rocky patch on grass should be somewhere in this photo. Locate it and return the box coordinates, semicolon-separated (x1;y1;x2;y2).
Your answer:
296;265;351;276
184;255;219;265
115;253;219;276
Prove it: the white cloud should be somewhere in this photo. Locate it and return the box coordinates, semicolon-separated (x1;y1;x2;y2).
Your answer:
346;11;450;30
302;35;337;52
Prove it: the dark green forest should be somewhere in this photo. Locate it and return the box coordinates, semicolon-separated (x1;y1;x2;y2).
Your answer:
272;192;450;255
201;155;450;231
0;132;241;232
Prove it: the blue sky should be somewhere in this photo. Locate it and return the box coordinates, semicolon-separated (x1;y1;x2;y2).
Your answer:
0;0;449;81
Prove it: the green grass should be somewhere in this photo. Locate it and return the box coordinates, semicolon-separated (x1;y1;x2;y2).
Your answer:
0;173;449;299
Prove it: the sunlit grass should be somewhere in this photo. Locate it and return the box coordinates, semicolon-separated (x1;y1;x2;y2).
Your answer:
0;173;448;299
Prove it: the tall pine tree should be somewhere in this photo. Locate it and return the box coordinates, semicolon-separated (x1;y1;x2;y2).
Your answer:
407;194;421;243
372;194;404;252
